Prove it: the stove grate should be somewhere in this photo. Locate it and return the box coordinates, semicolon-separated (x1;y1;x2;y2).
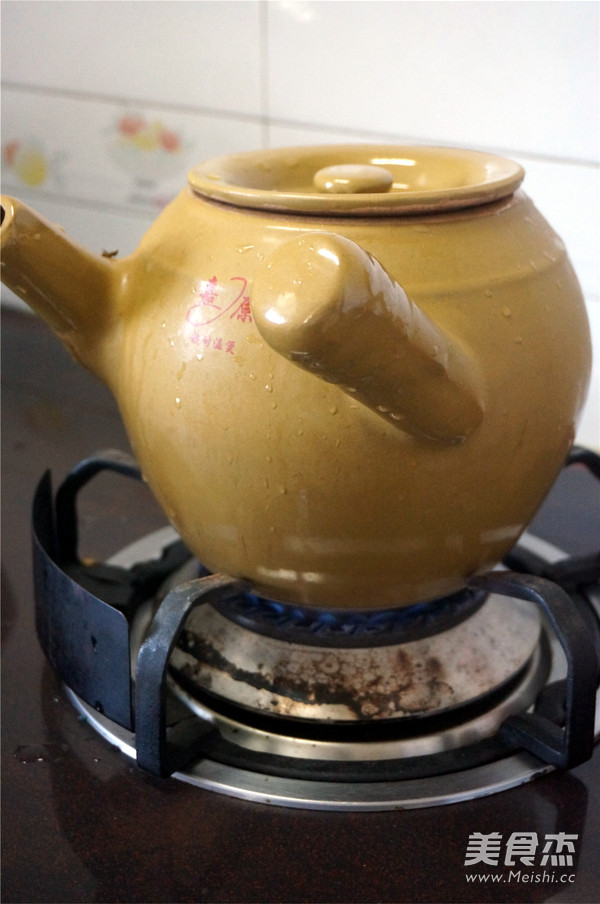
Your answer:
32;447;600;782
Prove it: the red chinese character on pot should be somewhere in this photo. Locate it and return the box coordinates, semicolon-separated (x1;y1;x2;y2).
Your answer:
187;277;222;326
198;276;219;310
231;296;252;323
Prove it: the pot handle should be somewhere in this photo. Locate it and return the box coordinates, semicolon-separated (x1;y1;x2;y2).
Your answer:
251;232;485;444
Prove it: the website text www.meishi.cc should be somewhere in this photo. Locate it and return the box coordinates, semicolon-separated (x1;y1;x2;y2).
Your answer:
463;831;578;886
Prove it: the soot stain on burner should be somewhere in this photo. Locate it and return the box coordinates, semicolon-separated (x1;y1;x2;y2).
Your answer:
269;648;456;719
176;629;456;719
176;630;312;705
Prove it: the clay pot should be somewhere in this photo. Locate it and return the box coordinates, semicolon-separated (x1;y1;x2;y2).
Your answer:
0;145;591;608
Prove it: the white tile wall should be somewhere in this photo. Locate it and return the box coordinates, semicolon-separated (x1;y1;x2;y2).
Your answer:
2;0;598;447
268;1;599;161
2;0;264;115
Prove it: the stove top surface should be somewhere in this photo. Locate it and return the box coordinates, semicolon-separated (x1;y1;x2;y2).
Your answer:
2;309;599;904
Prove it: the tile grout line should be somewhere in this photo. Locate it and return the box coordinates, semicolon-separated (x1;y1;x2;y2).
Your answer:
3;81;598;171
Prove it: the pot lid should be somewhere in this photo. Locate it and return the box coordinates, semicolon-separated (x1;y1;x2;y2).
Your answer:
188;145;525;216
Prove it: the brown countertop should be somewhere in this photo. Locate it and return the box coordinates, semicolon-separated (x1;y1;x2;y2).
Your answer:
2;308;599;904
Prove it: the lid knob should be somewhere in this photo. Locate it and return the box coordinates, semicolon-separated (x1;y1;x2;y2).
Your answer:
313;164;394;194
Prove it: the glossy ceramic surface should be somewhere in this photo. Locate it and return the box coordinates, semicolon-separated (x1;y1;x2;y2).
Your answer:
189;145;525;213
0;145;592;608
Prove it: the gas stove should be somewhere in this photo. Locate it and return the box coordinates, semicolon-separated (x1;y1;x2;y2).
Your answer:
32;446;600;811
2;310;600;903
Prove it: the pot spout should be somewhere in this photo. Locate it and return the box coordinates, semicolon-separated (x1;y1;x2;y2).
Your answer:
1;196;121;378
251;232;485;444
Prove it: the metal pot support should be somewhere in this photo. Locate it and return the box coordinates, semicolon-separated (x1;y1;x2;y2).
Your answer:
32;449;599;780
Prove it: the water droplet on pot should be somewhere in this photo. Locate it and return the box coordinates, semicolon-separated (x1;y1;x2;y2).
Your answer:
265;384;273;393
502;306;512;318
175;397;182;409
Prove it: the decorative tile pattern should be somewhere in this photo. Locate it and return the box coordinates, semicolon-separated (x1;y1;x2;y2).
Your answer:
2;87;262;212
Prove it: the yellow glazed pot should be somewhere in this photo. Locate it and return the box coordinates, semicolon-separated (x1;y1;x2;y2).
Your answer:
0;145;592;608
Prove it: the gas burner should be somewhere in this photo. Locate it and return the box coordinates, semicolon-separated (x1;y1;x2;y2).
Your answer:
32;449;600;810
208;584;487;647
170;587;542;728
